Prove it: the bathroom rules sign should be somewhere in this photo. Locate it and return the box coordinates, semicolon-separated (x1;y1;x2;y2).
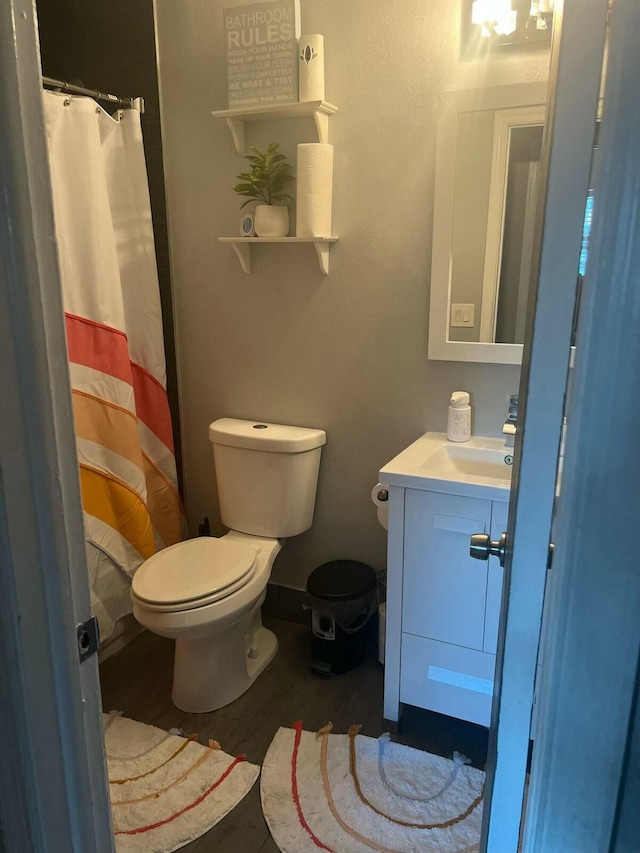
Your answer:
225;0;301;108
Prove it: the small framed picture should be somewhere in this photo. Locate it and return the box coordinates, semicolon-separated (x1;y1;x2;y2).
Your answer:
239;212;255;237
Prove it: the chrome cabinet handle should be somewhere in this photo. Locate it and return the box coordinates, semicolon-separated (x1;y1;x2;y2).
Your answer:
470;532;508;567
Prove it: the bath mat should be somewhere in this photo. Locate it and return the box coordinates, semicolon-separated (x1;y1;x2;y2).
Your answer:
260;722;484;853
104;712;259;852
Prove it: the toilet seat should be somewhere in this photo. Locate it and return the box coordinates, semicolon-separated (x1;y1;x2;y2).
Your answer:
132;537;259;612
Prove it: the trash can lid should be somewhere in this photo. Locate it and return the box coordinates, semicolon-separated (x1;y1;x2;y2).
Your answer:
307;560;377;601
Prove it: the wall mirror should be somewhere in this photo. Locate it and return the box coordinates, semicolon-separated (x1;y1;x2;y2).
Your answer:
428;82;548;364
461;0;555;56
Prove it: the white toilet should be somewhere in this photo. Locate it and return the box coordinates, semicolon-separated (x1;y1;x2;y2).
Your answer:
131;417;326;713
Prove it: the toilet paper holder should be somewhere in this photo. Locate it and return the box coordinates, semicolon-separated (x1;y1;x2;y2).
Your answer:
371;483;389;531
371;483;389;506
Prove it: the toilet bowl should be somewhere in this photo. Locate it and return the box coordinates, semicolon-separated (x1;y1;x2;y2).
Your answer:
131;531;282;712
131;417;326;713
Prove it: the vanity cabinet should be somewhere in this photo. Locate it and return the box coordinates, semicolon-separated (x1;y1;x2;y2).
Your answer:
383;484;508;729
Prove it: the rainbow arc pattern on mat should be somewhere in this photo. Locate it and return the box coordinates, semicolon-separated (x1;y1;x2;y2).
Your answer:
103;713;259;852
262;721;484;853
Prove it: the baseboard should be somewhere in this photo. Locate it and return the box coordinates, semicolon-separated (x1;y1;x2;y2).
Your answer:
263;583;310;626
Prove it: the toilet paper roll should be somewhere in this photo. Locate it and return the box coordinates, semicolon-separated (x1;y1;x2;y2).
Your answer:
371;483;389;531
299;34;325;102
296;143;333;238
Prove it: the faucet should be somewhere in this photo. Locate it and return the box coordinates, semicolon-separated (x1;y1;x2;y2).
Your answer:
503;395;518;448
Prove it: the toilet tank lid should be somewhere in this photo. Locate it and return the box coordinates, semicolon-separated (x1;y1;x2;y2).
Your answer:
209;418;326;453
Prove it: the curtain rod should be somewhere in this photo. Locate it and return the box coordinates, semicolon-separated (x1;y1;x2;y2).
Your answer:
42;76;145;113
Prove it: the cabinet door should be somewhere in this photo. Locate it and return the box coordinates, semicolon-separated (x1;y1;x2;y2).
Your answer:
400;633;496;727
403;490;492;651
483;500;509;653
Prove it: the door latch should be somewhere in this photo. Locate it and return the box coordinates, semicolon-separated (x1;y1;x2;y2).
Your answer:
77;616;100;662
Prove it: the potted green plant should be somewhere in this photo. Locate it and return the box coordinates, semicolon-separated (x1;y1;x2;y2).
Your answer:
233;142;294;237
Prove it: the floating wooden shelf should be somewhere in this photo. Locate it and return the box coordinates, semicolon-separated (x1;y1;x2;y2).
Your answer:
218;236;338;275
212;100;338;154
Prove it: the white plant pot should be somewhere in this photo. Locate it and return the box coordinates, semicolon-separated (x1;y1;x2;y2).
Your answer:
254;205;289;237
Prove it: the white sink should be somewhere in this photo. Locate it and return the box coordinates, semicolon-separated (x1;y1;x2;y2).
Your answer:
425;442;512;481
380;432;512;500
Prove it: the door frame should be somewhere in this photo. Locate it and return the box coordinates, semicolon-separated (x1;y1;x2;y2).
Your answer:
0;0;113;850
481;0;609;850
523;0;640;847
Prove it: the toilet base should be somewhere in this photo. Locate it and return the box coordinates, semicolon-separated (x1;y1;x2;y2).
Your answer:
171;608;278;713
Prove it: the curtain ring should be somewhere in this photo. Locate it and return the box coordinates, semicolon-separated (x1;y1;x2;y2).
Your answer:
95;106;101;114
63;97;71;106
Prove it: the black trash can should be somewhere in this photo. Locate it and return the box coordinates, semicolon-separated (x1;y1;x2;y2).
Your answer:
306;560;378;675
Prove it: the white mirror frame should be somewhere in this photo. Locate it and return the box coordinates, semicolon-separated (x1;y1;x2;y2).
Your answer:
428;82;548;364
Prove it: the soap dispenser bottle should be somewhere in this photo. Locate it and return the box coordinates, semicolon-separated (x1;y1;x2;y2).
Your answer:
447;391;471;442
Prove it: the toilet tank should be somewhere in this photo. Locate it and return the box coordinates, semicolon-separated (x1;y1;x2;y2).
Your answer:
209;418;326;538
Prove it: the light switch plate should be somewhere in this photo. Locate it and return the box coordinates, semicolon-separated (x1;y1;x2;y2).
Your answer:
450;303;475;328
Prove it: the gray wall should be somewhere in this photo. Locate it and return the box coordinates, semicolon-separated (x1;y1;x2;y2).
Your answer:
154;0;549;589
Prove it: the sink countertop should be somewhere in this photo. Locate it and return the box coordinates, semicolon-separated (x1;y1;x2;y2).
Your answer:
380;432;512;502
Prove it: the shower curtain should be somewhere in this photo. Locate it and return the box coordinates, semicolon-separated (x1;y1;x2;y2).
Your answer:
43;91;184;641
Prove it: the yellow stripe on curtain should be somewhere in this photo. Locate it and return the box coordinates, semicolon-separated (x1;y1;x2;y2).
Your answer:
79;465;156;560
142;455;184;547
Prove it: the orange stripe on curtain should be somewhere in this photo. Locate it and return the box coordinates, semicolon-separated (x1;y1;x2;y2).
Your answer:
72;390;143;469
142;455;184;547
79;465;156;559
65;313;132;384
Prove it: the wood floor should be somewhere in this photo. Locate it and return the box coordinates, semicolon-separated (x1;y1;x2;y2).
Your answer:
100;616;488;852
